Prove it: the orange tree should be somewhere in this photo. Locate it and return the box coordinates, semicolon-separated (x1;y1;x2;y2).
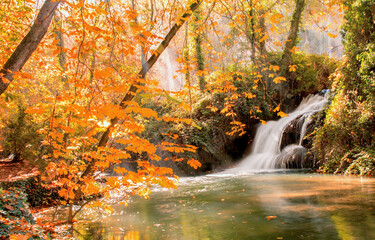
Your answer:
0;0;204;225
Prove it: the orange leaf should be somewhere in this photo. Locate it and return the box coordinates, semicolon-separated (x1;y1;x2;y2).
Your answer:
273;104;280;112
273;77;286;84
187;159;201;169
266;216;277;220
277;111;289;117
270;13;283;24
327;33;338;38
114;167;128;175
288;65;297;72
24;106;45;114
106;177;120;188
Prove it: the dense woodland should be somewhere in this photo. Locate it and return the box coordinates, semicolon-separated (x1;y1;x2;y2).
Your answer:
0;0;374;238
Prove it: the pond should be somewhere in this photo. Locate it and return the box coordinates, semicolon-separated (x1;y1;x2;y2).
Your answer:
59;171;375;240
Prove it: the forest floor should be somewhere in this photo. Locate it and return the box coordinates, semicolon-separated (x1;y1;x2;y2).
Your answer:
0;159;39;182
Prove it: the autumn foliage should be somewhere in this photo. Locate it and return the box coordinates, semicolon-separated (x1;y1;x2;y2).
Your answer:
0;0;344;231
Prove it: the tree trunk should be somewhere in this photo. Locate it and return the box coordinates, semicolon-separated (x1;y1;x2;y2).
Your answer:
53;14;68;83
258;9;267;57
0;0;61;95
183;22;193;117
280;0;305;99
249;0;256;64
192;9;206;92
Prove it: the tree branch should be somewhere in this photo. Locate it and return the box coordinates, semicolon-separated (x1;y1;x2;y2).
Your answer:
0;0;61;95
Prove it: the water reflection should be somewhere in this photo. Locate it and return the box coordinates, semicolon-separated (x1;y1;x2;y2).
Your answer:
66;173;375;239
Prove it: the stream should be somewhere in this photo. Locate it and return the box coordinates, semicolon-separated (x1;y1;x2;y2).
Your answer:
63;171;375;239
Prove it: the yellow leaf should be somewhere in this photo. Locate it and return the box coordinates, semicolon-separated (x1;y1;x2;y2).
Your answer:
277;111;289;117
261;120;267;125
273;77;286;83
289;46;299;53
327;33;338;38
289;65;297;72
270;13;283;24
137;187;151;199
273;104;280;112
244;92;256;99
269;65;280;72
259;35;269;42
187;159;201;169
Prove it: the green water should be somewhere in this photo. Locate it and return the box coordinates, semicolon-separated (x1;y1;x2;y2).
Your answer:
68;172;375;239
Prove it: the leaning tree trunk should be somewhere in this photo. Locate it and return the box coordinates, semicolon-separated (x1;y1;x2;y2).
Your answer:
0;0;61;95
279;0;306;99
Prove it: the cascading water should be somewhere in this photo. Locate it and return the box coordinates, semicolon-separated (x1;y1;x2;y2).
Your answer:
235;93;329;172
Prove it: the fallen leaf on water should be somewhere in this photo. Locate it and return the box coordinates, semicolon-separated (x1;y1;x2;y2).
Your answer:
266;215;277;220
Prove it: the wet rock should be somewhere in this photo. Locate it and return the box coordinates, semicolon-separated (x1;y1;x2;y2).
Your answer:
275;145;307;168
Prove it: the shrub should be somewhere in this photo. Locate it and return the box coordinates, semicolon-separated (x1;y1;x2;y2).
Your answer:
1;103;42;162
313;0;375;175
0;188;48;239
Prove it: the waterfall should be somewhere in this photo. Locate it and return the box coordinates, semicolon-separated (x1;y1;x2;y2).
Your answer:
236;93;328;171
165;51;175;91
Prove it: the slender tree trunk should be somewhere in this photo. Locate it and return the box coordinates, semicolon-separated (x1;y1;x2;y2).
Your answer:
258;9;267;57
183;22;193;117
0;0;61;95
279;0;305;99
192;9;206;92
132;0;147;68
249;0;256;64
67;203;74;224
53;15;68;83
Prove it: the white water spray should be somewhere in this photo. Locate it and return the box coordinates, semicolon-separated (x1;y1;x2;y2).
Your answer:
235;93;329;172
